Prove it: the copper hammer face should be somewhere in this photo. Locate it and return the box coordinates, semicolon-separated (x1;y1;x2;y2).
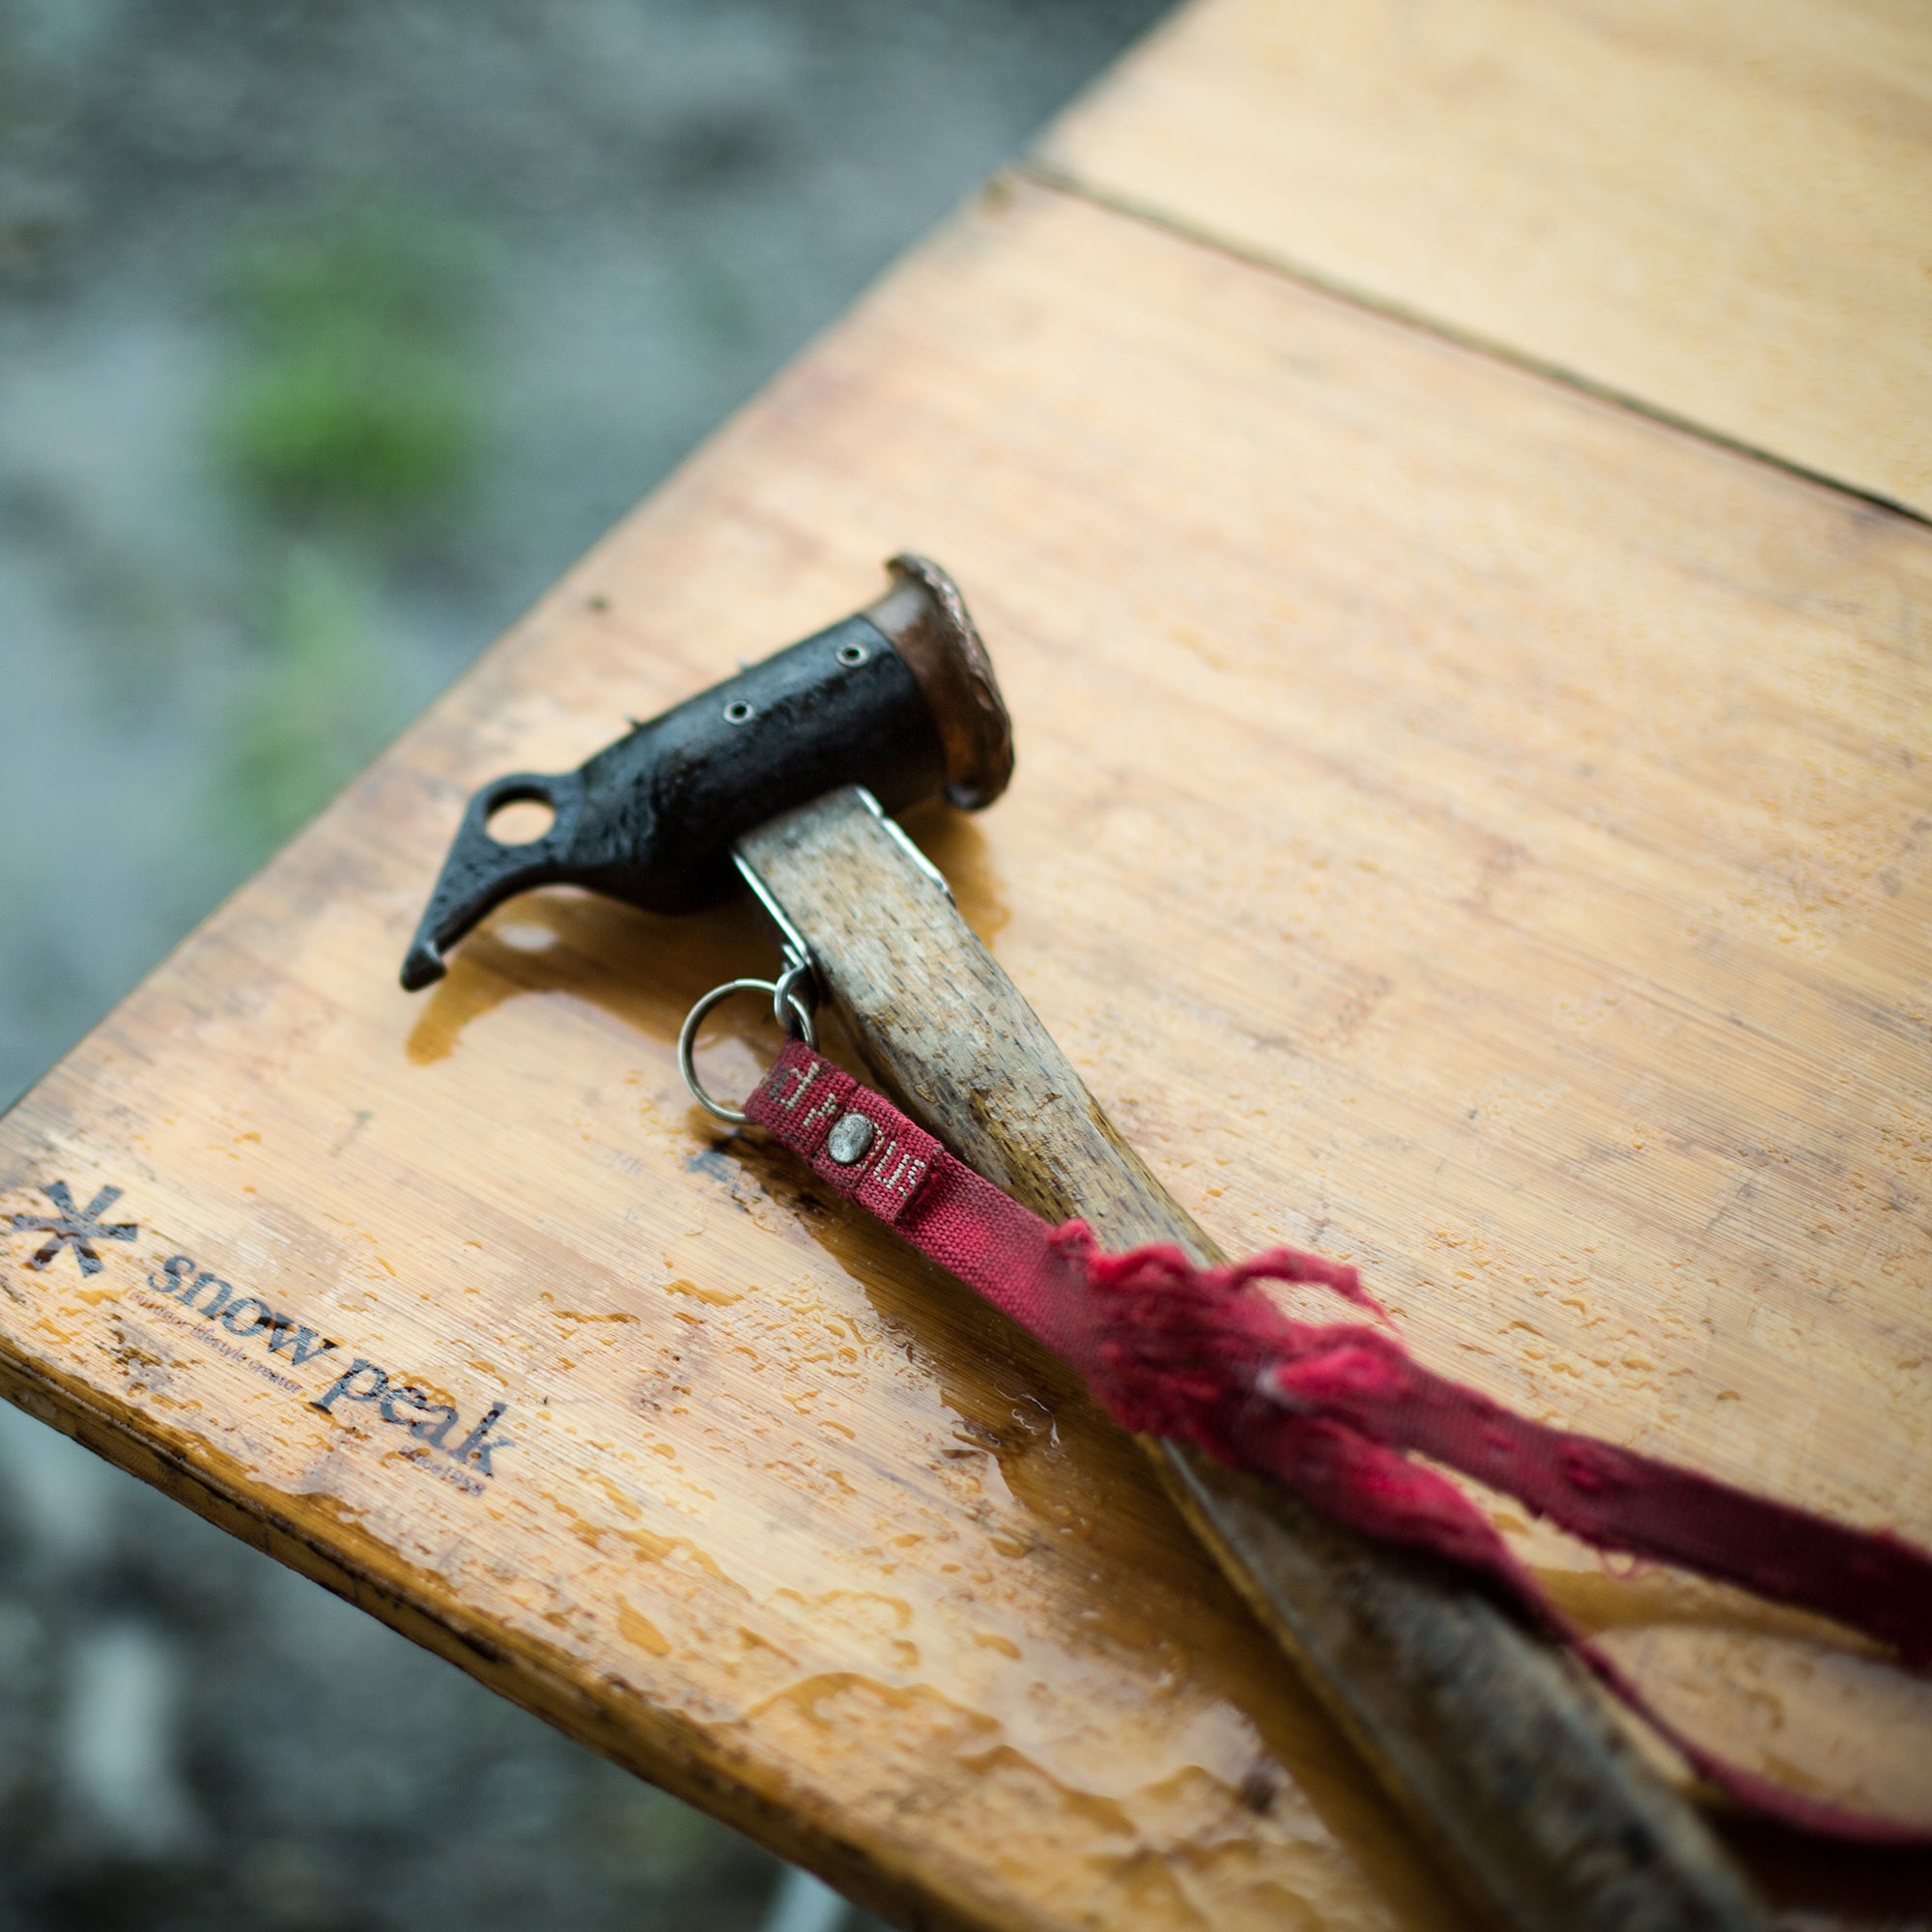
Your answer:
401;563;1767;1932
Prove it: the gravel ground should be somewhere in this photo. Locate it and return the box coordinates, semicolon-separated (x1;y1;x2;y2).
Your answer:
0;3;1166;1924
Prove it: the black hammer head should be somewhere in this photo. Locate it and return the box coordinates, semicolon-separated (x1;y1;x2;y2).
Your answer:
400;555;1011;990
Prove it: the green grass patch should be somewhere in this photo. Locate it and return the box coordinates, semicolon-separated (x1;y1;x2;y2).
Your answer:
213;209;483;532
220;546;393;855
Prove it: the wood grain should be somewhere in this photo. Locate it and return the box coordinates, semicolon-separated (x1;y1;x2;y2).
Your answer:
1039;0;1932;517
743;787;1768;1932
1;172;1928;1929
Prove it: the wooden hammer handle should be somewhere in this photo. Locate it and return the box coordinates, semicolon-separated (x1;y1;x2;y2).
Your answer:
738;787;1768;1932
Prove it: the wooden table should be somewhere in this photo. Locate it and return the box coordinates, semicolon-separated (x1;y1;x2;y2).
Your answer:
5;3;1929;1925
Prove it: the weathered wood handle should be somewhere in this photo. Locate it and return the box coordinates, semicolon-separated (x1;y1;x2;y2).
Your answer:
738;787;1769;1932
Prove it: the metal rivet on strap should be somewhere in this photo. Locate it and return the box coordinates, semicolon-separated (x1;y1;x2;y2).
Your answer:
827;1113;876;1166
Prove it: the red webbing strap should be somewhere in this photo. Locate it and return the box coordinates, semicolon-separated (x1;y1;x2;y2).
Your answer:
746;1040;1932;1842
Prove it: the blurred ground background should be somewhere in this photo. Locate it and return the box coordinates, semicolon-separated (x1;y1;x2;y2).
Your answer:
0;2;1167;1924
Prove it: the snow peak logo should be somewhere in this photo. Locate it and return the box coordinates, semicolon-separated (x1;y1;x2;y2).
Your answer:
145;1254;514;1495
9;1181;138;1275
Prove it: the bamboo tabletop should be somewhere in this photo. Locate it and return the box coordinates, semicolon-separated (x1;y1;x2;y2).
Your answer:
1042;0;1932;519
4;4;1929;1927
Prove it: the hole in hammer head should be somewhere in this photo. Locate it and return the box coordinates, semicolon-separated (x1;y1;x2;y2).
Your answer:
486;796;555;845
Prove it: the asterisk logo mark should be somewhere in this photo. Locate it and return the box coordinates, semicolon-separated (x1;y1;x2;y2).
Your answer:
10;1182;138;1277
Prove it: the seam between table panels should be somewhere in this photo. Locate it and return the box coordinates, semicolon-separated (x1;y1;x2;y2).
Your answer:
1014;159;1932;536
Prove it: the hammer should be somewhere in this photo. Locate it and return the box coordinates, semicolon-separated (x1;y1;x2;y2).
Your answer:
404;558;1768;1932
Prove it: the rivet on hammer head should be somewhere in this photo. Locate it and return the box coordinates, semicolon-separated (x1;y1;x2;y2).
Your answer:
827;1113;876;1166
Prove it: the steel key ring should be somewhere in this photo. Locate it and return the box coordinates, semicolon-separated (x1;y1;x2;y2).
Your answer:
678;977;817;1125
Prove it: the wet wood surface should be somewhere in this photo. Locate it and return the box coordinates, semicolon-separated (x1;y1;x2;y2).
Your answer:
4;10;1931;1929
1040;0;1932;519
744;789;1765;1932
